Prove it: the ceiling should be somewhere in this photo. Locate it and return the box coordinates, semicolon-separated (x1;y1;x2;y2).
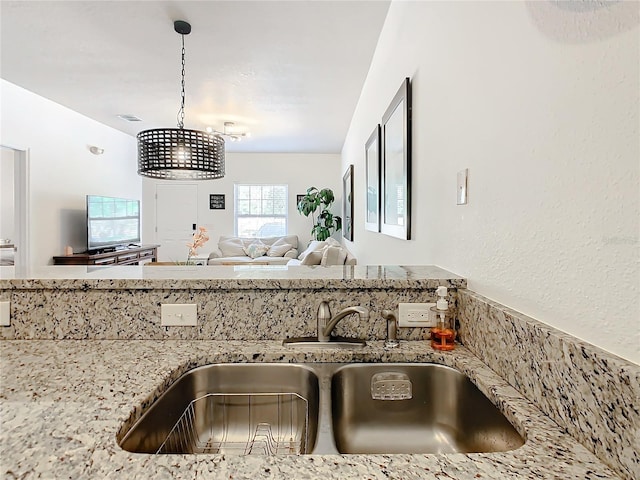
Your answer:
0;0;390;153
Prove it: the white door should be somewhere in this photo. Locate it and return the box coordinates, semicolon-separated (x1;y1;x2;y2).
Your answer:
0;146;29;272
155;184;198;262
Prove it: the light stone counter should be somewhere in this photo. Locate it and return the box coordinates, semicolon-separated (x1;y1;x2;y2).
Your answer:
0;265;465;342
0;265;466;290
1;340;619;480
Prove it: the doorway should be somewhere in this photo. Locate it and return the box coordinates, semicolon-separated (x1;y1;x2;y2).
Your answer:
0;146;29;271
155;183;198;262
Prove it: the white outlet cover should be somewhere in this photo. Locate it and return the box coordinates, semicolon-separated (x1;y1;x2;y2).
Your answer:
161;303;198;327
398;302;437;327
0;300;9;327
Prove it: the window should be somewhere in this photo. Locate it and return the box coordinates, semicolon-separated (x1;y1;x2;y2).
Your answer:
234;184;288;237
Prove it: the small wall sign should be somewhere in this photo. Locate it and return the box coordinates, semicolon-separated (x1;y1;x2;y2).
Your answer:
209;194;226;210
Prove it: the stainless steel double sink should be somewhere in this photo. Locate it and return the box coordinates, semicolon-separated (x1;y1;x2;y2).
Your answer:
118;363;525;455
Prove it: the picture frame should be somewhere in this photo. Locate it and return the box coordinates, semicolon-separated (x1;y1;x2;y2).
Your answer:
381;77;411;240
364;125;381;232
342;164;354;241
209;194;225;210
296;194;305;208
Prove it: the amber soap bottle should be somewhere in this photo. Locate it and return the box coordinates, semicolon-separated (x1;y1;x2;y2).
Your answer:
430;286;455;351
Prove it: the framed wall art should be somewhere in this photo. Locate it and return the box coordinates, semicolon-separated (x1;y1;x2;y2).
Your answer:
342;164;354;241
209;194;226;210
365;125;381;232
381;77;411;240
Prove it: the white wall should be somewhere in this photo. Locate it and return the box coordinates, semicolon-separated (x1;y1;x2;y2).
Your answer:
343;1;639;363
142;152;342;253
0;80;141;266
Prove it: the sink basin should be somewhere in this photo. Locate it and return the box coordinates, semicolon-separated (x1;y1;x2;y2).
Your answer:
120;362;525;456
330;363;525;454
118;363;319;454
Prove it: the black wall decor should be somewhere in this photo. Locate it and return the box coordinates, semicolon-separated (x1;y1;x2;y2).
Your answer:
381;77;411;240
343;165;354;241
209;194;226;210
365;125;381;233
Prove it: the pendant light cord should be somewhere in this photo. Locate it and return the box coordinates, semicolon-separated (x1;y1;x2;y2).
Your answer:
177;34;186;129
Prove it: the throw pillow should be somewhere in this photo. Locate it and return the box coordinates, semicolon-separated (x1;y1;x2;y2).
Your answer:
301;248;324;265
298;241;326;261
326;237;341;247
218;237;246;257
243;241;269;259
320;245;348;266
267;238;293;257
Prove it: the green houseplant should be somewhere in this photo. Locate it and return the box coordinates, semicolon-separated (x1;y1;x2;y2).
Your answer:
297;187;342;241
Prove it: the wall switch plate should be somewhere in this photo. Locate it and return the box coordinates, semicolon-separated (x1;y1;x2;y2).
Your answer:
398;302;437;328
0;300;10;327
161;304;197;327
457;168;468;205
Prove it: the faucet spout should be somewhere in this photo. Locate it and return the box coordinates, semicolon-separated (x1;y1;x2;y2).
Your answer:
316;301;369;342
382;309;399;348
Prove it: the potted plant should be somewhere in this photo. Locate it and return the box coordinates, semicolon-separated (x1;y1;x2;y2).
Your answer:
297;187;342;241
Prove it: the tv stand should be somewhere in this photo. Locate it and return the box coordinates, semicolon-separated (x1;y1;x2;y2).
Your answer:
53;245;159;266
89;247;117;255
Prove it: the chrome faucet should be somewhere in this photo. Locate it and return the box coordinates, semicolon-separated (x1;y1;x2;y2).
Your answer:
317;301;369;342
382;310;399;348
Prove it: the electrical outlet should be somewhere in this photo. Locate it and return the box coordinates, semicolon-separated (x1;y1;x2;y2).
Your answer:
398;302;437;328
0;300;9;327
161;304;197;327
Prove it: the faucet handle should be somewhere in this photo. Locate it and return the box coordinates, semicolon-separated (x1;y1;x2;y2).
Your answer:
317;301;331;319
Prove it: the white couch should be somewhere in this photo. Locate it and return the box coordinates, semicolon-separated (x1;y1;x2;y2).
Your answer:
207;235;299;265
207;235;357;266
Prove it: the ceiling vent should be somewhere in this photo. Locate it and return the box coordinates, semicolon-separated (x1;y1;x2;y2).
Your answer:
117;114;142;122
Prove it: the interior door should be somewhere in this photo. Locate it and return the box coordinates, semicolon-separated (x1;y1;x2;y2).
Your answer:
0;146;29;271
0;147;15;266
155;184;198;262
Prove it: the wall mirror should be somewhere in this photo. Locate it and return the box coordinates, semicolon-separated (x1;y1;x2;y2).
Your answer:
343;164;354;241
365;125;381;232
381;77;411;240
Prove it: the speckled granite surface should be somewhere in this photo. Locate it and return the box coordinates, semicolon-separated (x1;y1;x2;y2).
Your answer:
0;266;462;341
0;340;619;480
458;290;640;480
0;265;467;290
0;265;634;479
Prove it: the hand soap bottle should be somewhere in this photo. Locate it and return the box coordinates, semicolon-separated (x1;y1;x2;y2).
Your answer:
430;286;456;351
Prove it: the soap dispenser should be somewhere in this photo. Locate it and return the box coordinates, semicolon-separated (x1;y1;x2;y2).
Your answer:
430;286;456;351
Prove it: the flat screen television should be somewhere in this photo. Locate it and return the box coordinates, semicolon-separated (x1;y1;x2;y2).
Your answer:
86;195;141;253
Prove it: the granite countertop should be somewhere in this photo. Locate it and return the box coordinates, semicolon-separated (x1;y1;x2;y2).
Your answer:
0;340;619;480
0;265;466;290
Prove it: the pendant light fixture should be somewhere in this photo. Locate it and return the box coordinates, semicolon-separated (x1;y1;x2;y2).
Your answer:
206;122;250;142
137;20;225;180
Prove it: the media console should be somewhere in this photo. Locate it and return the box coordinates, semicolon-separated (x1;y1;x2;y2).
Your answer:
53;245;159;266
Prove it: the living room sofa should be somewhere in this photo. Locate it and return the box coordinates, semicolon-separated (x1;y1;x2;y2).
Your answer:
207;235;356;266
207;235;299;265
